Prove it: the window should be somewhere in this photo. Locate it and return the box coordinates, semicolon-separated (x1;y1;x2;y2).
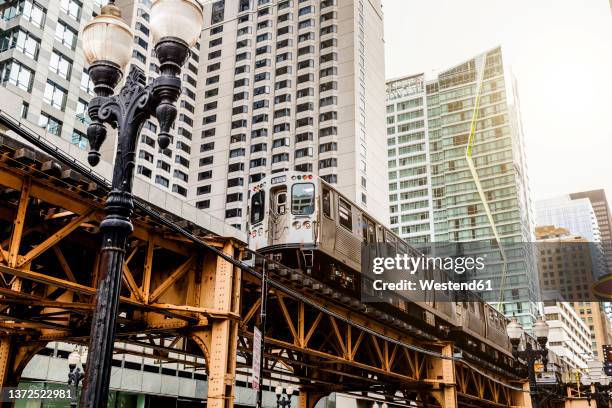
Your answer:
295;163;312;172
0;60;33;91
227;192;243;203
198;170;213;180
211;25;224;35
1;28;40;60
157;160;171;172
338;198;352;230
225;208;242;219
322;188;331;218
55;21;77;49
197;185;212;195
172;184;187;197
210;37;222;47
76;99;88;124
211;0;225;24
197;200;210;209
38;113;62;136
251;191;265;224
43;81;67;110
295;147;313;158
272;153;289;163
292;183;315;215
272;137;290;148
227;177;244;187
319;158;337;169
137;165;152;178
296;132;313;143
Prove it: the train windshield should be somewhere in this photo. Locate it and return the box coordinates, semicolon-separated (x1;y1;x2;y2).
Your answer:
291;183;315;215
250;190;266;225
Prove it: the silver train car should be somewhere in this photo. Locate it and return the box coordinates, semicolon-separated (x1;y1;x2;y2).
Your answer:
247;171;512;361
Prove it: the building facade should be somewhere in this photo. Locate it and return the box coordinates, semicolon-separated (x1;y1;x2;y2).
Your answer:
193;0;388;230
0;0;201;200
536;195;606;278
385;74;434;245
542;297;591;370
386;47;540;328
536;225;612;361
570;190;612;276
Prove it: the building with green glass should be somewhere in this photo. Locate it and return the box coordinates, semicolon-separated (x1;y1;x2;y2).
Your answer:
386;47;541;329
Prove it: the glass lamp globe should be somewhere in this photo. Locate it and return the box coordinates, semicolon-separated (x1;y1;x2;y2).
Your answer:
286;386;294;395
582;374;592;387
381;403;389;408
506;317;524;341
275;386;283;396
150;0;204;47
68;350;81;367
372;403;380;408
82;3;133;68
533;316;549;342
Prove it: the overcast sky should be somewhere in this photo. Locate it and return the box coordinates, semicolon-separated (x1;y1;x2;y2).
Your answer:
383;0;612;202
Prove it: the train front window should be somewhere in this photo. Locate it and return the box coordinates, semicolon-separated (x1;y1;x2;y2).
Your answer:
291;183;315;215
250;190;265;225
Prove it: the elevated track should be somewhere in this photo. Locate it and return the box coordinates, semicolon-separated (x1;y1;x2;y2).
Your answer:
0;112;531;407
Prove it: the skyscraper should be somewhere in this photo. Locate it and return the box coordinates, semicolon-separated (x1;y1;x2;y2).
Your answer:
570;189;612;276
536;195;606;278
192;0;388;230
0;0;200;200
385;74;434;245
386;47;540;328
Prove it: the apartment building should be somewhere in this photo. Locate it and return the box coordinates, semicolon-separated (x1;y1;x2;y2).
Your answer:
543;297;592;370
385;74;434;245
536;195;606;278
387;47;540;328
536;225;612;361
192;0;388;230
0;0;200;200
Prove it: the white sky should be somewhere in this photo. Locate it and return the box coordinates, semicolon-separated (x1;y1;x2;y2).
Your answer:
383;0;612;202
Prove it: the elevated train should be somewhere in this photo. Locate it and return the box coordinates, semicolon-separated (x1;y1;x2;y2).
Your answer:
247;171;513;363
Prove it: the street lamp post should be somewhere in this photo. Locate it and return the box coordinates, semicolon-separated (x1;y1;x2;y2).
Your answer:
80;1;203;407
275;386;294;408
67;350;85;408
506;316;550;408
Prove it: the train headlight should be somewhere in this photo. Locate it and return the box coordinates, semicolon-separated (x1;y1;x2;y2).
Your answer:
258;228;263;236
303;221;312;229
251;231;257;238
292;221;302;229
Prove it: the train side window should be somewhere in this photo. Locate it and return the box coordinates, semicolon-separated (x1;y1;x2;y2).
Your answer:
361;217;368;242
368;222;376;243
250;190;266;225
338;198;352;231
322;188;332;218
292;183;315;215
277;192;286;215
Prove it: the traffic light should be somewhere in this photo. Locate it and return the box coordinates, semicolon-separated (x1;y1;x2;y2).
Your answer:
603;345;612;376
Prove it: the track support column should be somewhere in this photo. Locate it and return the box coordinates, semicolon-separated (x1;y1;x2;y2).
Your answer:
431;343;457;408
298;389;326;408
205;241;241;408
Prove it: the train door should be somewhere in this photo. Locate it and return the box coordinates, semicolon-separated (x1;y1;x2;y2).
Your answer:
319;186;336;253
269;186;288;246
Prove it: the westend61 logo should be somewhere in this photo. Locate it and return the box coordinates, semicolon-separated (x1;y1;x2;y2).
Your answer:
361;244;495;301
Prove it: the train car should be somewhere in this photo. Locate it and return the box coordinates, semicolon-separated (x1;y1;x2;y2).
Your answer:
247;171;512;361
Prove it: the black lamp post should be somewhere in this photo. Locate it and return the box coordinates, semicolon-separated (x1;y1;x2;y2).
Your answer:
67;350;85;408
275;386;294;408
507;316;550;408
80;1;203;407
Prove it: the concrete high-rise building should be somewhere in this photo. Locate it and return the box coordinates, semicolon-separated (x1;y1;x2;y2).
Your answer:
386;47;540;328
570;190;612;276
0;0;200;200
193;0;388;230
385;74;434;245
536;195;606;277
536;225;612;361
542;297;591;370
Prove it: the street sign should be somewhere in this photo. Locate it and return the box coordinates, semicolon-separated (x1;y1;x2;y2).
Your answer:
252;327;262;391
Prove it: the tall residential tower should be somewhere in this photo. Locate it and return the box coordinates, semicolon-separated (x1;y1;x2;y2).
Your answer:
387;47;540;328
193;0;388;230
